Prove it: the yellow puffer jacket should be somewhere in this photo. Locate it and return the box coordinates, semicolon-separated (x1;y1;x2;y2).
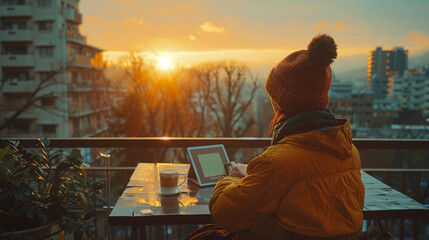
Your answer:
209;119;365;237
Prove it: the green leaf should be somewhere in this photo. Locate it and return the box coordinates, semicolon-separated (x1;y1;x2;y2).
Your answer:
0;147;9;161
40;138;50;148
79;192;88;207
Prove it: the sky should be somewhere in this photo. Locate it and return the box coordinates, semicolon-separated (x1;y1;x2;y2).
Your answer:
79;0;429;74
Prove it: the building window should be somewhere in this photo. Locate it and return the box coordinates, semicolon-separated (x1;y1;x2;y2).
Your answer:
37;0;52;7
72;71;79;81
2;0;25;5
38;22;53;32
2;22;27;30
3;46;27;55
39;47;54;57
4;71;29;81
41;124;56;134
41;96;55;107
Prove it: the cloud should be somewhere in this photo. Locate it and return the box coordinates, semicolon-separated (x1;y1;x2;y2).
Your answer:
114;0;138;6
189;35;196;41
200;22;226;34
404;31;429;51
315;19;346;32
315;20;330;32
334;20;346;32
85;15;98;23
124;17;142;24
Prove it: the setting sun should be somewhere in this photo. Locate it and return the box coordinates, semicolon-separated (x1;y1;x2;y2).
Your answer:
156;56;173;71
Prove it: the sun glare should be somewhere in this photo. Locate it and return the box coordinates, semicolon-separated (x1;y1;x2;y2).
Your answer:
156;56;173;71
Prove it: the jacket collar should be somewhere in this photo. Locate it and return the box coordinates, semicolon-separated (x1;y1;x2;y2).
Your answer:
271;109;338;145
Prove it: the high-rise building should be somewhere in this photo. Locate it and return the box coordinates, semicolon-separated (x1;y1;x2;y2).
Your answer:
392;66;429;116
0;0;109;138
392;68;427;110
367;47;408;99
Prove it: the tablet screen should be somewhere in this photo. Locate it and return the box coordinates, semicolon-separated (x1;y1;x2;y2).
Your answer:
187;145;231;186
199;153;225;177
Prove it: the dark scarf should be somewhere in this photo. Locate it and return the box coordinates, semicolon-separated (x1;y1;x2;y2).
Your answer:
271;109;339;145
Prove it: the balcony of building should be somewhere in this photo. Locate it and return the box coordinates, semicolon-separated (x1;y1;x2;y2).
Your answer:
70;54;90;65
66;29;87;43
68;106;94;117
0;29;32;41
0;106;37;119
65;8;82;24
0;54;33;67
1;79;36;93
68;53;105;70
4;138;428;240
68;83;94;92
0;3;32;17
34;34;57;45
34;58;57;71
34;8;55;21
36;112;62;126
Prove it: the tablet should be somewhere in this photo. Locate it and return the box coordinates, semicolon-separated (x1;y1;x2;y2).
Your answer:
187;144;232;187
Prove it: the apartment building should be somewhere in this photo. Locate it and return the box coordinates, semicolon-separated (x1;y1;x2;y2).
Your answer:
328;82;353;120
391;66;429;116
0;0;109;138
367;47;408;99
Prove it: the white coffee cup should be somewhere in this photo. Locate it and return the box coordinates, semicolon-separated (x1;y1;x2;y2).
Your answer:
159;169;187;195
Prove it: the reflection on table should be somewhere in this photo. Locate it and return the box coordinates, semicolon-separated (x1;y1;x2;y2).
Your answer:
109;163;214;226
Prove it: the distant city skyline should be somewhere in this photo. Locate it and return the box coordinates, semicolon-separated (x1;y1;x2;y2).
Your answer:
80;0;429;74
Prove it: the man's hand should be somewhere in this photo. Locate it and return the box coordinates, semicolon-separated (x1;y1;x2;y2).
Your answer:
225;161;247;178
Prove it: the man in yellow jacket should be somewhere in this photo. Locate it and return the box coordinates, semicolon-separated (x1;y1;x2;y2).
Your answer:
188;34;365;240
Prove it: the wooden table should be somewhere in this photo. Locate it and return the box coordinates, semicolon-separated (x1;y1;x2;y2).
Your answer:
108;163;429;238
109;163;214;227
361;172;429;219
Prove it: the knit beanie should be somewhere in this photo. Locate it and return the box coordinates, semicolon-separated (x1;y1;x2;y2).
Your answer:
265;34;337;119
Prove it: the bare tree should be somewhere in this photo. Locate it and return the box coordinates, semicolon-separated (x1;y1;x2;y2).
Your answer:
109;52;186;137
190;61;259;137
108;57;259;163
0;61;67;132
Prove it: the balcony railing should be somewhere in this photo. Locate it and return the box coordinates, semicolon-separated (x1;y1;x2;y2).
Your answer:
6;138;429;240
0;4;32;17
0;54;34;67
65;8;82;24
66;30;86;43
1;79;36;93
0;29;33;41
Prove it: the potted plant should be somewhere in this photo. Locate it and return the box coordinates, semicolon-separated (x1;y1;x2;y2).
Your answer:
0;138;103;239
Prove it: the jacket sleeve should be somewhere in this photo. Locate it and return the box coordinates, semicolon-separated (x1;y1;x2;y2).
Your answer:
209;155;281;233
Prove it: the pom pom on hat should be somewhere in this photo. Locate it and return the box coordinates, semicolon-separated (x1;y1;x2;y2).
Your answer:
265;34;337;119
307;34;337;66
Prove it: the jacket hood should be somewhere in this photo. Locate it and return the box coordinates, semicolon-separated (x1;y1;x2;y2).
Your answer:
278;118;353;160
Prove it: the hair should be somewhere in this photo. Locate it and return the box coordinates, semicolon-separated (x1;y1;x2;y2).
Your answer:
268;111;287;135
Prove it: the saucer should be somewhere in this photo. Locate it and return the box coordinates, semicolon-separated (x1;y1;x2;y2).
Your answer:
157;188;180;195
